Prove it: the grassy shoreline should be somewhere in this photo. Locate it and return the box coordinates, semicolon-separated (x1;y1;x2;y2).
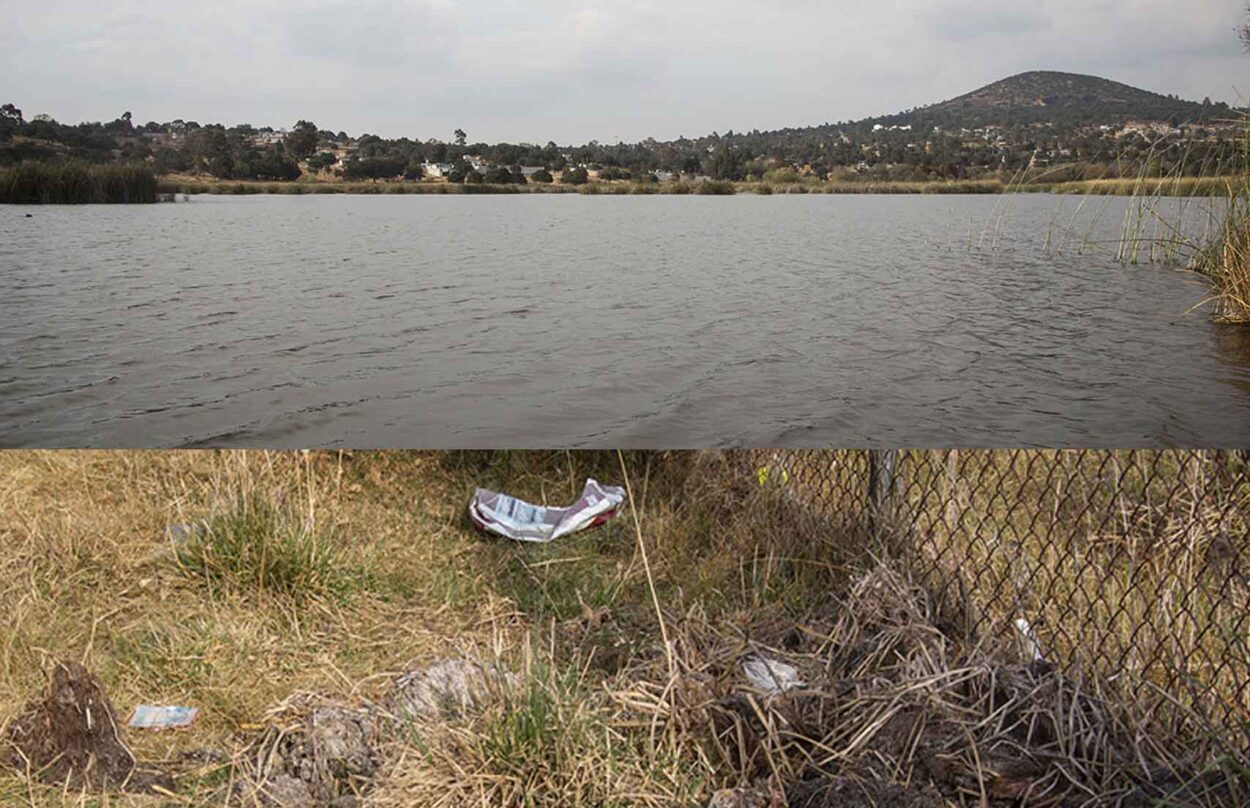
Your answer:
157;174;1240;197
1;451;1246;806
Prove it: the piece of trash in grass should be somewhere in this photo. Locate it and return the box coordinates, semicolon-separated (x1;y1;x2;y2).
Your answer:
741;654;804;696
128;705;199;730
468;478;625;543
1014;618;1044;662
164;522;207;544
756;462;791;487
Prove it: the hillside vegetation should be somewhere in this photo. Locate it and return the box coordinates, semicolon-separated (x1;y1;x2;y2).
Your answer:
877;70;1220;128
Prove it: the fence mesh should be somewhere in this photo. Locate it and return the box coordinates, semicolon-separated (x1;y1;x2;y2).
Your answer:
744;449;1250;756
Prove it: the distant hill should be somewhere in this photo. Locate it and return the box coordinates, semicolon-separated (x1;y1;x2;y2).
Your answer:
867;71;1220;130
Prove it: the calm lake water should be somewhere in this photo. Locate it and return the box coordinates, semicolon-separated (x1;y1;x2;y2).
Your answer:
2;194;1247;447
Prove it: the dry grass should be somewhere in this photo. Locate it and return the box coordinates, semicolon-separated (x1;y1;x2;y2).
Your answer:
0;451;1245;806
1195;197;1250;323
0;450;841;805
0;451;514;804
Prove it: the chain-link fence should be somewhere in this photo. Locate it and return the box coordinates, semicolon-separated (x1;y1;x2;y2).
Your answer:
746;450;1250;757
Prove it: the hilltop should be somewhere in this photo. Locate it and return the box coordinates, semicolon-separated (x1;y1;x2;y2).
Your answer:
864;70;1222;130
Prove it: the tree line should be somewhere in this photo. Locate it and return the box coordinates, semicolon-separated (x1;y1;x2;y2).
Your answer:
1;95;1243;184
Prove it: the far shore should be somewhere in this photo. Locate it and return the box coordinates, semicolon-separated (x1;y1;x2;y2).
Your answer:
157;175;1238;198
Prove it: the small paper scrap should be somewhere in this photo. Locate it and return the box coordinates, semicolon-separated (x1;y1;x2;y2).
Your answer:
129;705;199;730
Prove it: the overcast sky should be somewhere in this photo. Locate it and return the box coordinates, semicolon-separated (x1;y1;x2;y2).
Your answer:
2;0;1246;144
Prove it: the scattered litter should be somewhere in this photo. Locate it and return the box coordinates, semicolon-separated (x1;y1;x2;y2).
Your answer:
1013;617;1044;662
468;478;625;543
129;704;199;730
755;461;791;487
741;654;804;696
1;661;174;795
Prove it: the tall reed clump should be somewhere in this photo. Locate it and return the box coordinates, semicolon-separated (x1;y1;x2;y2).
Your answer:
0;160;159;203
1195;184;1250;323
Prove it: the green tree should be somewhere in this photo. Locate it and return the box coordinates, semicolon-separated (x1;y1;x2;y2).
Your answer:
483;165;513;184
445;160;470;183
562;166;589;185
454;128;467;146
284;120;319;161
0;103;22;141
153;147;189;174
187;127;234;177
465;169;484;184
531;168;553;183
306;152;338;172
705;145;746;181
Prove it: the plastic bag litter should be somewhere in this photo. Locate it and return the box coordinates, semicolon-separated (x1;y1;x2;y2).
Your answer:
128;705;198;730
164;522;206;544
468;478;626;543
741;654;804;696
1014;618;1044;662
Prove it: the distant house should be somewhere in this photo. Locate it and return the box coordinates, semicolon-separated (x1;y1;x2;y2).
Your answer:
144;132;183;148
1117;120;1177;139
250;130;287;147
334;145;359;166
518;166;546;179
422;162;456;178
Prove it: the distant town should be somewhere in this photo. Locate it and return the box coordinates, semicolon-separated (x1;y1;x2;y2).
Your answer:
0;72;1243;188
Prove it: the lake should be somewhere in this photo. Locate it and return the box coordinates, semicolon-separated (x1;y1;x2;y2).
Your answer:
2;193;1247;447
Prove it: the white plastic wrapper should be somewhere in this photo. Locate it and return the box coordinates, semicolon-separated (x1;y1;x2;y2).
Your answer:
468;478;626;543
128;705;199;730
741;655;804;696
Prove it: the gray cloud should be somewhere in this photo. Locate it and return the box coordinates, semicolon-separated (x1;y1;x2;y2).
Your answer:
2;0;1245;143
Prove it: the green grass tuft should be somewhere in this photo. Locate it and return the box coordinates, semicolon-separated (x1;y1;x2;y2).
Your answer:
174;495;359;602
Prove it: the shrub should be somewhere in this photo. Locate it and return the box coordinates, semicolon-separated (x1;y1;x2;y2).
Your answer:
342;155;406;180
696;179;735;195
562;166;589;185
763;167;799;183
483;166;514;184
